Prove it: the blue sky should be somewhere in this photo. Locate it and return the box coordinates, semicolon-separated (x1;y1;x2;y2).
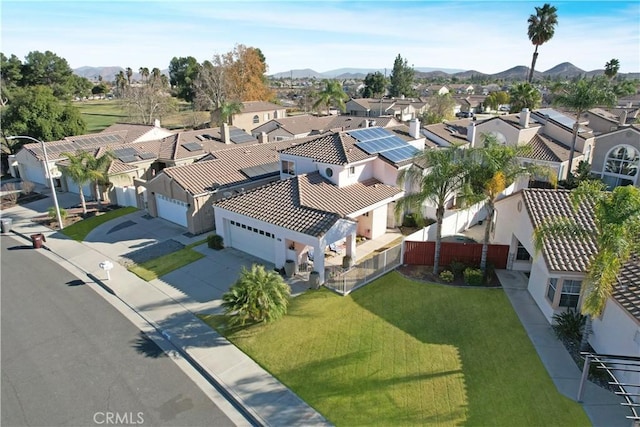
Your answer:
2;1;639;75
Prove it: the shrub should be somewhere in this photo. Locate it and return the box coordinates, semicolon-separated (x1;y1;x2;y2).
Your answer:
1;183;18;205
463;267;484;286
439;270;454;283
552;309;585;344
450;260;466;277
48;206;68;226
20;180;35;195
221;264;291;325
402;213;418;227
207;234;224;250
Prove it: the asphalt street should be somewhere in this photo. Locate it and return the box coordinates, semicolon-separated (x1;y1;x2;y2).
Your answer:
1;234;241;427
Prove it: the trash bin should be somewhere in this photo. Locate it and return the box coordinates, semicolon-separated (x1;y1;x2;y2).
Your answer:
1;218;12;233
31;233;45;249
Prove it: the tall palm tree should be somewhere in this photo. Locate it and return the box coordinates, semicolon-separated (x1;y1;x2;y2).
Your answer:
151;67;162;81
125;67;133;85
85;151;115;206
509;83;541;113
467;135;552;274
533;181;640;350
604;58;620;80
59;151;93;215
221;264;291;325
115;71;126;96
527;3;559;83
553;77;617;178
139;67;149;83
396;146;469;274
313;79;348;116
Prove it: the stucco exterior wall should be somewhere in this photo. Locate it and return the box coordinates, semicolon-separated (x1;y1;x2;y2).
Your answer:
233;108;287;133
591;128;640;188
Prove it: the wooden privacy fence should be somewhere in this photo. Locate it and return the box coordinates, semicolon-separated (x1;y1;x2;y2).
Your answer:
403;241;509;269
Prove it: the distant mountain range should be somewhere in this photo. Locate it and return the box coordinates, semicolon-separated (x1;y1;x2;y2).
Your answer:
74;62;639;82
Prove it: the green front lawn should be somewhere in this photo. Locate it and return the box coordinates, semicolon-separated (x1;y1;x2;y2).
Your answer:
61;206;138;241
200;272;589;426
128;239;206;281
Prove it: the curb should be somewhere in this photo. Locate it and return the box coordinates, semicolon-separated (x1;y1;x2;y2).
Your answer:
6;228;263;427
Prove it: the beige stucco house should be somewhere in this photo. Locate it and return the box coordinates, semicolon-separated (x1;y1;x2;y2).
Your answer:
231;101;287;132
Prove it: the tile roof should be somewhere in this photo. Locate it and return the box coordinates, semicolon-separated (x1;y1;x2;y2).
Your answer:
160;140;297;194
214;171;402;237
522;188;598;273
240;101;285;113
613;256;640;321
328;116;400;130
424;119;473;146
298;172;402;216
519;134;573;163
157;127;257;161
279;132;374;165
588;108;620;124
99;123;165;142
252;115;335;136
215;178;342;237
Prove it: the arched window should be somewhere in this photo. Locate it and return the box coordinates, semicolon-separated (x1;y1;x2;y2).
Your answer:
602;145;639;189
253;115;259;124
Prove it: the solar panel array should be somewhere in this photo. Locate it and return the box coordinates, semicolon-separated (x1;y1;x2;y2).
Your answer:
537;108;589;132
138;152;156;160
230;128;257;144
119;155;139;164
47;134;124;154
182;142;203;152
240;162;280;179
349;127;420;164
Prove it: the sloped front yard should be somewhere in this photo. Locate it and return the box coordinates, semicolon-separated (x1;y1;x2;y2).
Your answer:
200;272;589;426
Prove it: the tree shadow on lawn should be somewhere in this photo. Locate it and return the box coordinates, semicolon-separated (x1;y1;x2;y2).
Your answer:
347;272;589;426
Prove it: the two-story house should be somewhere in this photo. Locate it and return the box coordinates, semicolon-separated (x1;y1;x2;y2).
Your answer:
231;101;287;132
213;124;425;284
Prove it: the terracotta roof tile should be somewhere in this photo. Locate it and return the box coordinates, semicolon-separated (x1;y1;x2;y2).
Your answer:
240;101;285;113
279;132;373;165
522;188;598;273
614;256;640;321
519;134;573;163
215;178;341;237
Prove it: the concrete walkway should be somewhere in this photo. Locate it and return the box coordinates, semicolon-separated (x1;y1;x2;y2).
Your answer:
496;270;632;427
1;188;330;427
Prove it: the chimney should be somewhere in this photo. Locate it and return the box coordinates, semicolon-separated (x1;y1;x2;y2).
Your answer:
364;120;370;128
619;110;628;126
222;123;231;144
467;122;476;146
409;118;421;139
520;108;531;129
259;132;268;143
154;118;161;128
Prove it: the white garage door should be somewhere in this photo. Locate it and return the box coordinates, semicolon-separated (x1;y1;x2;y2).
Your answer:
228;219;275;263
156;194;188;227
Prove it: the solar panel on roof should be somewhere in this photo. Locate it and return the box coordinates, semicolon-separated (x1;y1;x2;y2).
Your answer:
240;162;280;179
380;146;420;163
537;108;588;132
138;152;156;160
229;129;256;144
182;142;203;152
113;147;136;157
119;155;138;163
356;136;406;154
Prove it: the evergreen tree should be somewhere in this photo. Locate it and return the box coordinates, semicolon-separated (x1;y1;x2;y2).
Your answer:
389;54;416;98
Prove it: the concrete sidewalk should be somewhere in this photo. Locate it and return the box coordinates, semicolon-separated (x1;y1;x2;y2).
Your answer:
1;192;330;427
496;270;631;427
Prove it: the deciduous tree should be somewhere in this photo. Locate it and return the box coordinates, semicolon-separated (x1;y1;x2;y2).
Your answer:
120;73;177;125
422;93;455;124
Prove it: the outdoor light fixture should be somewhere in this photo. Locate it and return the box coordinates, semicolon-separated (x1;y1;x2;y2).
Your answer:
7;135;64;230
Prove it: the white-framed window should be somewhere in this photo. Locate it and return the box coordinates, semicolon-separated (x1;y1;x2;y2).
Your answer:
349;166;355;175
281;160;295;175
515;240;530;261
253;115;259;124
602;145;639;189
559;280;581;308
546;278;558;303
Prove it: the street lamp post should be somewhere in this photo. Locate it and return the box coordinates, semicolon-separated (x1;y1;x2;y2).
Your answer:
7;135;64;230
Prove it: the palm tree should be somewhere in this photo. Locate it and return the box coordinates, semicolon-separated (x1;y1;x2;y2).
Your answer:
533;181;640;350
125;67;133;85
212;100;243;127
552;77;617;178
467;135;552;274
313;79;348;116
139;67;149;83
604;58;620;80
115;71;126;96
527;3;558;83
396;147;469;274
509;83;541;113
221;264;291;325
59;151;93;215
151;67;162;81
85;151;115;206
